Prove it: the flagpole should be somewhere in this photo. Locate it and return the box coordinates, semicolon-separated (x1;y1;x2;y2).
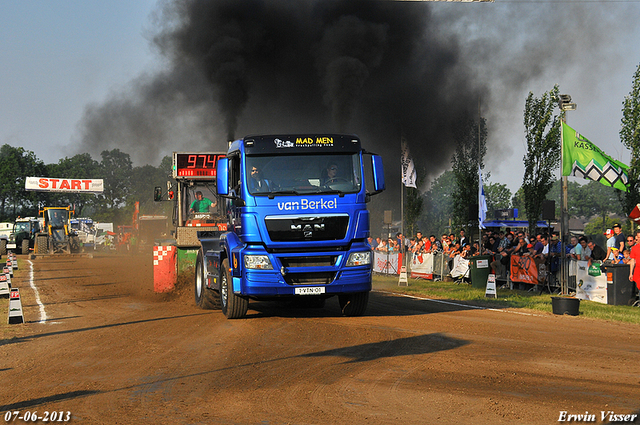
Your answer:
559;93;576;295
400;133;405;271
478;99;481;244
560;118;568;295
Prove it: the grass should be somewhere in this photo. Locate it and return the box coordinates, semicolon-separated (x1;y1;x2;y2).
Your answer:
373;274;640;325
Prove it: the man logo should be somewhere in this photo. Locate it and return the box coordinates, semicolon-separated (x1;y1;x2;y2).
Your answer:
291;223;325;238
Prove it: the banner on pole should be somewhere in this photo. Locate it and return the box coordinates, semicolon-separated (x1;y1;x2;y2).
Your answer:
562;122;628;191
479;166;487;229
401;138;417;189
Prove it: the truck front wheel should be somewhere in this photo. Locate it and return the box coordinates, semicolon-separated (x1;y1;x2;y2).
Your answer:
338;291;369;317
21;239;29;255
0;239;6;256
220;258;248;319
195;250;220;309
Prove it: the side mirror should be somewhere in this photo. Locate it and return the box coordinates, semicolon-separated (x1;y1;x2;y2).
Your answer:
154;187;162;202
216;157;229;196
371;155;385;195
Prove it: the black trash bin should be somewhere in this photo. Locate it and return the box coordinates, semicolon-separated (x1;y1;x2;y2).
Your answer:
603;263;637;306
469;255;492;289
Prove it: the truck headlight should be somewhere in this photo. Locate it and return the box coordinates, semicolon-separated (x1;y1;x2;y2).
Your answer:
347;251;371;266
244;255;273;270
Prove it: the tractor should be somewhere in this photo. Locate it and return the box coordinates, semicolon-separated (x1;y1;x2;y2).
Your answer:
6;217;40;254
35;206;80;254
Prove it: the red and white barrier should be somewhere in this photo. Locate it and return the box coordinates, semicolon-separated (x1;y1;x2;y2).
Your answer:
153;246;176;293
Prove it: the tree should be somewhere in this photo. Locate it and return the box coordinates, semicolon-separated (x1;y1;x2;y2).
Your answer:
0;144;45;220
451;117;487;233
521;85;562;235
511;186;526;221
96;149;133;223
46;153;102;217
620;62;640;213
420;170;455;236
484;181;511;215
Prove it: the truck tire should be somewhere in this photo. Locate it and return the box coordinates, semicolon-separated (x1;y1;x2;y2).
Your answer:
338;291;369;317
36;235;48;254
0;239;6;256
221;258;248;319
195;250;220;309
21;239;29;255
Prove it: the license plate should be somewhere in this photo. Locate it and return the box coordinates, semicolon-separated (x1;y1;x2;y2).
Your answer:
294;287;325;295
7;243;16;249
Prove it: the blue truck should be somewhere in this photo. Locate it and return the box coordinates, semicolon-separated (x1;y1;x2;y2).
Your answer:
194;134;385;319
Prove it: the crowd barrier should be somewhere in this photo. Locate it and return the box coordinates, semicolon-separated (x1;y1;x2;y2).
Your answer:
373;251;403;275
373;250;453;279
373;248;583;293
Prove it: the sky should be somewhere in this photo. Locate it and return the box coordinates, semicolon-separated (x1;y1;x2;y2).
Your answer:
1;0;640;195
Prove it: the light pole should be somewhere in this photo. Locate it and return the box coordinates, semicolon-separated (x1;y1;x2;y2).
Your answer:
559;94;577;295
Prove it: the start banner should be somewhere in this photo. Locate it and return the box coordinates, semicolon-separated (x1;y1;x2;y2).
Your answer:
25;177;104;193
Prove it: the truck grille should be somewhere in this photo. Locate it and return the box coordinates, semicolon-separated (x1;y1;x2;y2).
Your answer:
283;272;336;285
265;215;349;242
280;256;337;268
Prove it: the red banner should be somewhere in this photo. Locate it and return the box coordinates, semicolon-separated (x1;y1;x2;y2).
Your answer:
510;255;540;285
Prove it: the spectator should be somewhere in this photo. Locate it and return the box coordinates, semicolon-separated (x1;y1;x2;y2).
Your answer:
627;230;640;292
626;234;635;251
441;234;450;253
576;236;591;260
604;229;616;261
512;237;528;256
367;236;377;250
408;237;417;253
548;233;562;280
535;234;549;260
418;236;429;253
377;239;388;252
613;223;625;252
428;235;442;252
533;233;544;255
459;230;467;247
568;236;582;260
622;249;631;265
588;240;606;264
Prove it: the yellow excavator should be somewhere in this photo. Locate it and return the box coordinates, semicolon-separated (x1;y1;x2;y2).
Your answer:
35;206;80;254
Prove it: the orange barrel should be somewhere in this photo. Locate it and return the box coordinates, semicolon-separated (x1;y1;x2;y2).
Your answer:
153;245;177;293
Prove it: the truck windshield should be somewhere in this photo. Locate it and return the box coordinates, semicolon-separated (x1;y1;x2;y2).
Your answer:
246;153;361;195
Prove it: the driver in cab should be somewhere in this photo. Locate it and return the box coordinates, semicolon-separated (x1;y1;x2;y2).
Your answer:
189;191;216;215
322;163;340;186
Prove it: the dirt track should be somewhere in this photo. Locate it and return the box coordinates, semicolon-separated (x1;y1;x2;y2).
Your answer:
1;252;640;424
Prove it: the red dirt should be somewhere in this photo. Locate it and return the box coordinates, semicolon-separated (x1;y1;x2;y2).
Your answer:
1;252;639;424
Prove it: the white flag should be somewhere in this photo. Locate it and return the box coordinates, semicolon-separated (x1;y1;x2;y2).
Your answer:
401;138;417;189
478;166;487;229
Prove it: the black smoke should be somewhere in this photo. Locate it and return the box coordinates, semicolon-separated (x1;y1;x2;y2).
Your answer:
74;0;637;231
76;0;481;171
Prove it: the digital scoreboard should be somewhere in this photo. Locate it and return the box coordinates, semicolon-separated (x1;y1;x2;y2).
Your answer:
172;152;226;179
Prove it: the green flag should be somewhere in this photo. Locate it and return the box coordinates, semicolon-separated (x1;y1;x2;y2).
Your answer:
562;122;628;192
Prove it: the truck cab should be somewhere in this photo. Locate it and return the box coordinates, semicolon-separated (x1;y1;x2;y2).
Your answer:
196;134;385;319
